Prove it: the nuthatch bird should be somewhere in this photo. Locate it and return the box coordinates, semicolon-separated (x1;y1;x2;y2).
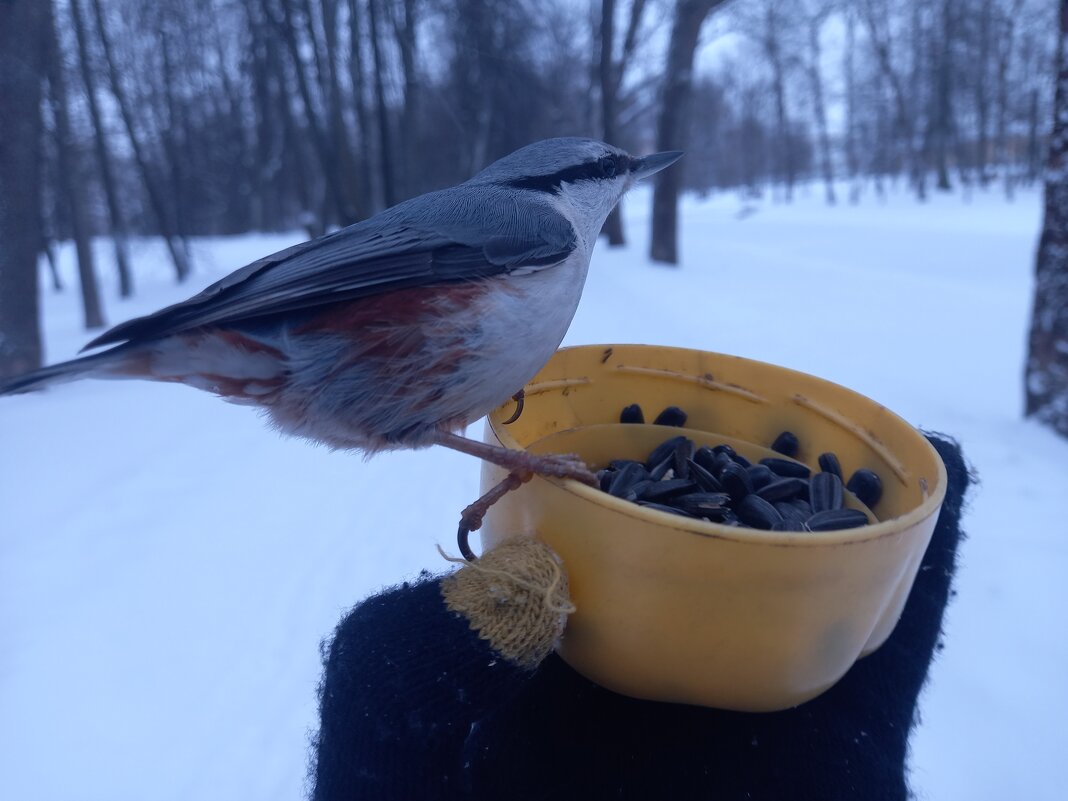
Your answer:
1;138;681;495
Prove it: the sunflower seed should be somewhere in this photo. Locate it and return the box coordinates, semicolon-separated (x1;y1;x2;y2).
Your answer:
846;469;883;508
738;495;783;529
720;461;753;502
608;462;651;498
620;404;645;424
760;457;812;479
755;477;809;503
686;458;724;492
805;508;869;531
654;406;688;427
810;471;844;513
746;464;775;490
771;431;800;457
646;435;692;470
640;479;698;503
817;452;843;478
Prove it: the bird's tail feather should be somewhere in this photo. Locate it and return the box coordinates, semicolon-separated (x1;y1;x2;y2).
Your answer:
0;346;132;396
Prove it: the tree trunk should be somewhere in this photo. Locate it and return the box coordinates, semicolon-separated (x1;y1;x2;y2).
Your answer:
69;0;132;297
347;0;376;214
859;0;926;200
48;4;105;330
931;0;954;192
764;4;793;202
0;0;49;377
1025;0;1068;437
844;7;861;203
650;0;728;265
269;0;357;225
90;0;191;282
806;12;835;205
996;0;1025;198
599;0;625;246
367;0;396;208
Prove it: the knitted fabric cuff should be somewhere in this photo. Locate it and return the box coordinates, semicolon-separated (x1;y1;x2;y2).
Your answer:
441;537;575;670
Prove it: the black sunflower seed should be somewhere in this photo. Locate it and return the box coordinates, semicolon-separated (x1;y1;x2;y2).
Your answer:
771;431;800;457
640;479;697;503
693;446;718;473
649;456;675;481
817;452;843;478
805;508;869;531
720;461;753;502
686;458;724;492
646;435;692;471
760;457;812;479
654;406;689;427
608;461;651;498
775;501;808;526
620;404;645;424
672;492;732;518
731;452;752;469
755;477;809;503
672;438;695;479
622;479;657;501
597;469;614;492
746;464;775;490
737;495;783;530
810;471;844;513
846;469;883;508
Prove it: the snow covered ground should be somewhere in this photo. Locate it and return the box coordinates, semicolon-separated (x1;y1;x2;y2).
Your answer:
1;183;1064;800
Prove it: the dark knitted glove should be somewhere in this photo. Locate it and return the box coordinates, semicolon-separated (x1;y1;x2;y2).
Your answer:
311;434;971;801
311;538;574;801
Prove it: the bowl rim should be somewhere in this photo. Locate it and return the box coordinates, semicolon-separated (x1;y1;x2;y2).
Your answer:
488;344;948;548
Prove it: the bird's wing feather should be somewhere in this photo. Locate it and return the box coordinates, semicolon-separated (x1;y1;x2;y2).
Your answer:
84;187;577;349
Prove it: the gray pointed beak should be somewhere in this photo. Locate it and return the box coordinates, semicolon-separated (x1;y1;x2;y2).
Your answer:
631;150;683;180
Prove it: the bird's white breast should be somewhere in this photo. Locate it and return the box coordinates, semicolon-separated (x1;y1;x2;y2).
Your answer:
451;241;592;423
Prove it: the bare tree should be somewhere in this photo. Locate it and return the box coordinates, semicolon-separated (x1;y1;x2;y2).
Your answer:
599;0;648;246
650;0;730;265
48;2;105;329
367;0;396;208
801;0;836;204
0;0;50;377
90;0;192;281
1025;0;1068;438
70;0;133;297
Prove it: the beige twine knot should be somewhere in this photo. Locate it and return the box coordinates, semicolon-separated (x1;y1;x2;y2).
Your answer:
439;537;575;670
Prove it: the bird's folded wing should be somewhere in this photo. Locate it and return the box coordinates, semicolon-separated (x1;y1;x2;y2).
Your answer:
83;189;577;350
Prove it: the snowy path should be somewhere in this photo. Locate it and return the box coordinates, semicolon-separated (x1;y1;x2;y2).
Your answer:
1;185;1063;799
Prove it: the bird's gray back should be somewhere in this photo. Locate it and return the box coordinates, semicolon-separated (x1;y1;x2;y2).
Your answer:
84;183;577;350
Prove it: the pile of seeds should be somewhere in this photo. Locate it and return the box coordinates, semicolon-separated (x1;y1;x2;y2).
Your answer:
596;404;884;533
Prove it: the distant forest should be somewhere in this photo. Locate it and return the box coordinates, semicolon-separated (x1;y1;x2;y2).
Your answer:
39;0;1057;245
0;0;1059;325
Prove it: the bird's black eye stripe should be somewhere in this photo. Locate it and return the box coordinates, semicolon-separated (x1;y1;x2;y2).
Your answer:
508;155;626;192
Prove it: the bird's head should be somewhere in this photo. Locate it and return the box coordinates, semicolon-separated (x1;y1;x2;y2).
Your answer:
469;138;683;238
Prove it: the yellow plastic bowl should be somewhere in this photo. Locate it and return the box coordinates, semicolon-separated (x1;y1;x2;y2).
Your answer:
478;344;946;712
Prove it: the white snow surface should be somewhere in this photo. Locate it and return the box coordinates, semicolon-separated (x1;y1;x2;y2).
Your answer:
1;184;1065;800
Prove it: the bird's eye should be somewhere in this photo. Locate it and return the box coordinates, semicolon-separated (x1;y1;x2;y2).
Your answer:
599;156;618;178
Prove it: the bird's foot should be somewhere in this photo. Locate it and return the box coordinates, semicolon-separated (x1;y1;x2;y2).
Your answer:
433;429;597;487
456;470;532;560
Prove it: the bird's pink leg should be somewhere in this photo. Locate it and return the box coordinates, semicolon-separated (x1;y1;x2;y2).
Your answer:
455;470;532;561
432;430;597;486
434;430;597;561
